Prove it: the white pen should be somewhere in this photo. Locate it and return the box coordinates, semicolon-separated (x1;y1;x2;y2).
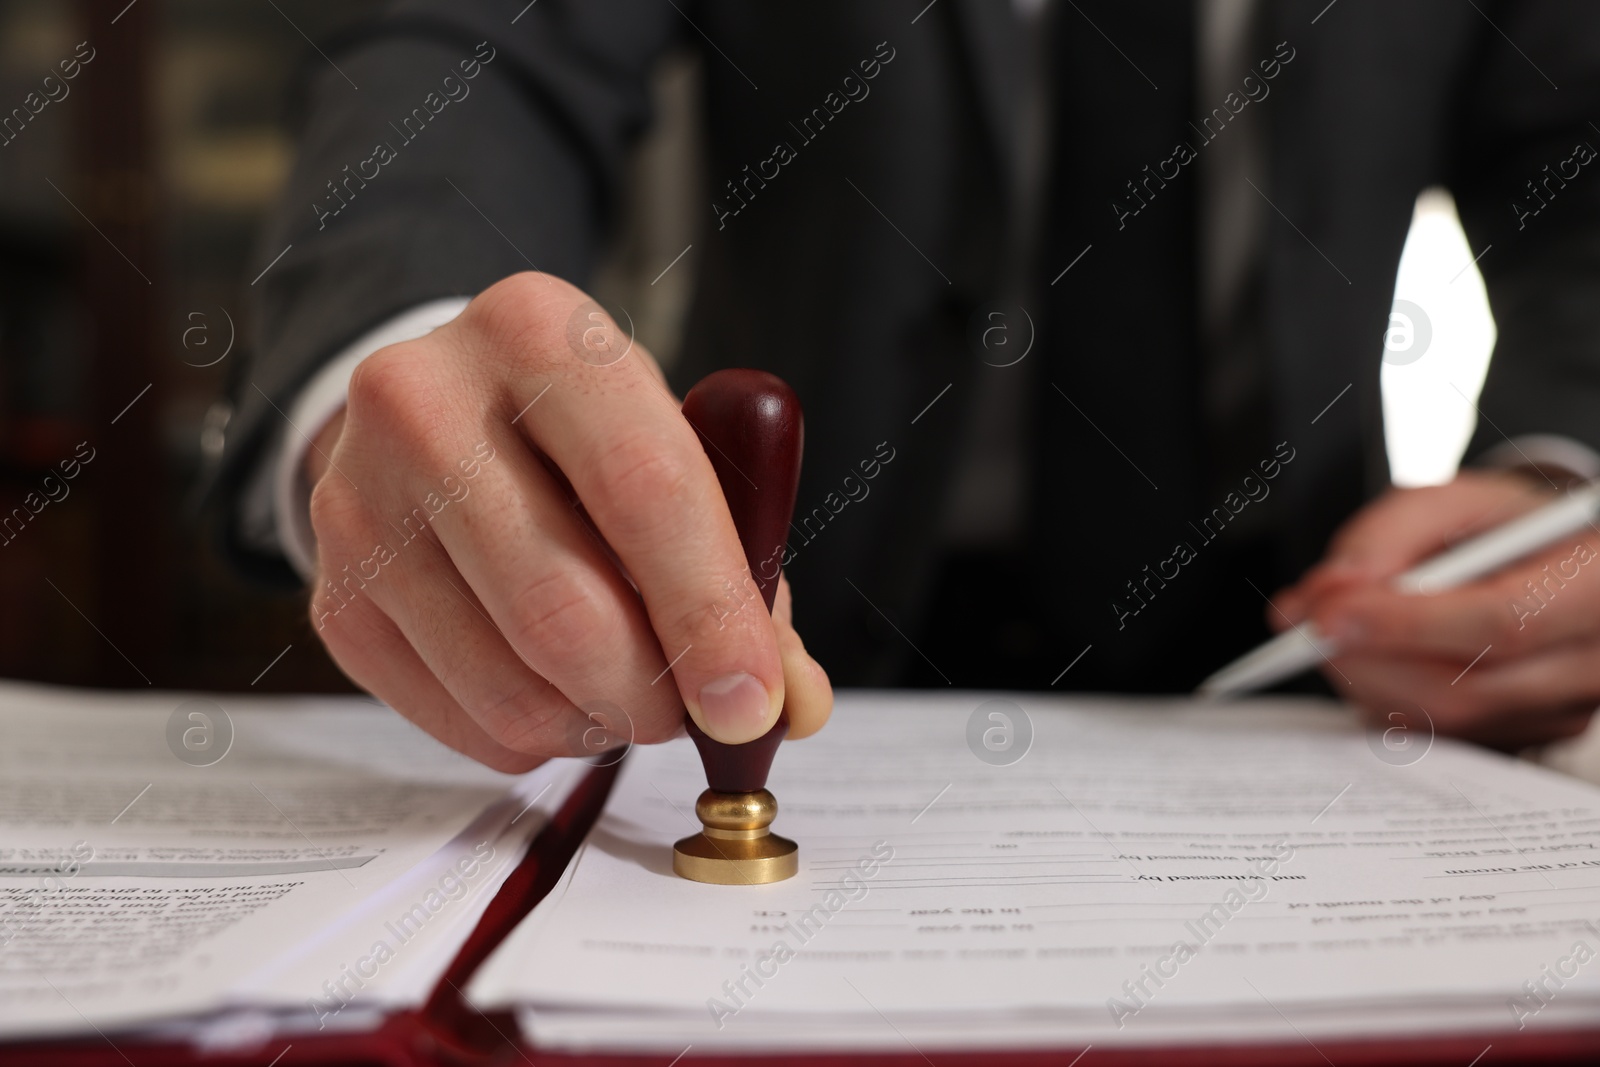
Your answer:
1196;480;1600;698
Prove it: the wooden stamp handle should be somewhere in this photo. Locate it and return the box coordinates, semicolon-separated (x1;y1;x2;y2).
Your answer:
680;369;804;793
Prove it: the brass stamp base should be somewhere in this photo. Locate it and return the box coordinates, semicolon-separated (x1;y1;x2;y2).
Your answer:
671;788;798;885
672;829;798;884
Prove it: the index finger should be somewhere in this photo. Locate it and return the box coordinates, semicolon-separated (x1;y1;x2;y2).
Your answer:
462;276;786;745
1312;538;1600;660
1276;474;1557;624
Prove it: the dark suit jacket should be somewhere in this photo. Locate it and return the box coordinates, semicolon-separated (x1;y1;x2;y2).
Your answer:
213;0;1600;689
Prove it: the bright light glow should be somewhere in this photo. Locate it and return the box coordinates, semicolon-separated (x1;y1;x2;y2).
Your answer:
1380;188;1497;486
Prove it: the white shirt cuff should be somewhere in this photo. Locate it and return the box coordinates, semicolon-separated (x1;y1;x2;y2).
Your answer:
270;298;471;580
1476;434;1600;486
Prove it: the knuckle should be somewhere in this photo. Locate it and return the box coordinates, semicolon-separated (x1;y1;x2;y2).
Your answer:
307;589;337;635
307;474;365;546
677;570;762;645
346;345;453;456
348;347;467;470
482;271;578;316
348;345;425;415
507;568;615;664
307;584;373;645
476;682;567;752
587;432;698;530
463;272;580;365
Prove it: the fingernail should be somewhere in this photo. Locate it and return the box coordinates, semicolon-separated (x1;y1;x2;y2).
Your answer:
697;673;774;743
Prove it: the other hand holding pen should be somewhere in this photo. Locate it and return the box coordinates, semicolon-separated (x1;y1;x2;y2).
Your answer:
1270;470;1600;750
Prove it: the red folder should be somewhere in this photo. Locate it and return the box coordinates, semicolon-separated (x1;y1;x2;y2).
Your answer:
8;757;1597;1066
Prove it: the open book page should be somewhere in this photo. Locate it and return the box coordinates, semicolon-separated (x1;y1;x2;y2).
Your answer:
469;692;1600;1052
0;680;582;1040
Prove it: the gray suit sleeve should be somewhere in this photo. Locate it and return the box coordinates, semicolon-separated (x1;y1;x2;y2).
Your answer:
210;0;681;584
1451;0;1600;466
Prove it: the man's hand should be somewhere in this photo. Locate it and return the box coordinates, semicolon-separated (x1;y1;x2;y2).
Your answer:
1271;470;1600;750
301;273;833;772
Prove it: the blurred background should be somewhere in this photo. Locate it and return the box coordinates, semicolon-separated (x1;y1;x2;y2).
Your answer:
0;0;702;694
0;0;1490;696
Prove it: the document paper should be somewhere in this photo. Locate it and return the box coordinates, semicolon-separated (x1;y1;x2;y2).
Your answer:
0;680;583;1041
469;692;1600;1051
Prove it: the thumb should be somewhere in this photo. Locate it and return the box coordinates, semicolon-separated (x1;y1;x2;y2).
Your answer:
771;575;833;740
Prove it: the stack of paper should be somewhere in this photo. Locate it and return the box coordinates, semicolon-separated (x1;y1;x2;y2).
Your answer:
469;692;1600;1053
0;680;583;1047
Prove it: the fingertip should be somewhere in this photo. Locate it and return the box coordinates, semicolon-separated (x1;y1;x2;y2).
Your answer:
1294;559;1381;599
772;592;831;740
782;647;833;740
1310;592;1373;649
1276;556;1393;635
672;580;788;745
687;671;783;745
1270;588;1305;628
